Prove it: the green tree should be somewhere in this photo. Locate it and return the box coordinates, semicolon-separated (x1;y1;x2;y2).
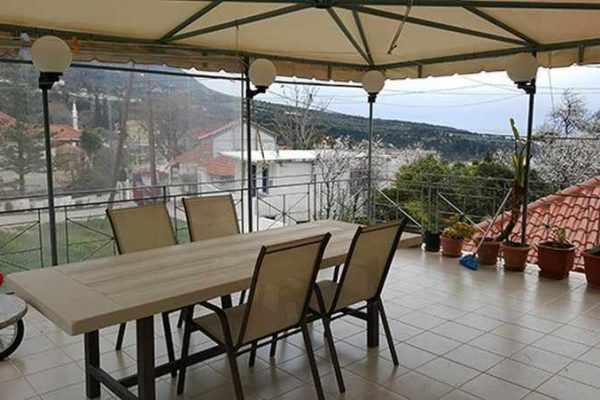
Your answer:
0;124;45;194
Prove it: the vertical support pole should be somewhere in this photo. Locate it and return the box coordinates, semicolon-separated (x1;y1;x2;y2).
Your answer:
366;299;379;348
42;88;58;266
136;316;156;400
367;98;374;224
313;174;318;221
239;76;246;234
521;80;536;245
245;73;254;232
84;331;101;399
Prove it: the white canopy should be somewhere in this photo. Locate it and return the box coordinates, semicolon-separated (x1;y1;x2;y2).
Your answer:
2;0;600;81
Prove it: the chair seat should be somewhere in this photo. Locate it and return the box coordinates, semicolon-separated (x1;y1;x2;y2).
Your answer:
193;304;247;345
310;280;339;312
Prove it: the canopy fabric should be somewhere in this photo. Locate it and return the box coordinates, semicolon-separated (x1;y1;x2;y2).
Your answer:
2;1;600;81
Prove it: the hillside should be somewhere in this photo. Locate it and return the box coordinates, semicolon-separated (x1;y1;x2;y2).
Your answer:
254;101;511;160
61;67;509;160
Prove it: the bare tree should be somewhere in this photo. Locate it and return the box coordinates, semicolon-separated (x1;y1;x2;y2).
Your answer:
540;89;590;136
315;136;385;221
273;86;330;149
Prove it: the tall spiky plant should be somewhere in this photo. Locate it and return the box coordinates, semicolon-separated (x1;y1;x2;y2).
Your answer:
497;118;529;243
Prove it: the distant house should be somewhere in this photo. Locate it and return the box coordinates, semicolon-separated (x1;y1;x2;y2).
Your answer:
472;176;600;270
172;120;277;184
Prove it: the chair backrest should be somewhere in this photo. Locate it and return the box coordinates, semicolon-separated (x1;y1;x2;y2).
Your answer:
330;220;407;312
238;233;331;346
106;203;176;254
183;195;240;242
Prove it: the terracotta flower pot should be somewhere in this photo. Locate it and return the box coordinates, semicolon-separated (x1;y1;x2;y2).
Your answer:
537;241;575;280
441;236;463;257
501;243;530;272
477;239;501;266
583;250;600;287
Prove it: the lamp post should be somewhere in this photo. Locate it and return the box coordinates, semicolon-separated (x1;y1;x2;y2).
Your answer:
507;53;538;245
361;70;385;224
31;36;72;266
245;58;276;232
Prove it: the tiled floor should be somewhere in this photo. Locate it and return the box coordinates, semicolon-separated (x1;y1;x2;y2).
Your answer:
3;248;600;400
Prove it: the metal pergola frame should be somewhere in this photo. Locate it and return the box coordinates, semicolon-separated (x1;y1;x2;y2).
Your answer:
2;1;600;77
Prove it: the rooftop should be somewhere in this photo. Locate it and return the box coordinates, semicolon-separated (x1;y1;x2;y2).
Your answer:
3;247;600;400
221;150;319;162
477;176;600;270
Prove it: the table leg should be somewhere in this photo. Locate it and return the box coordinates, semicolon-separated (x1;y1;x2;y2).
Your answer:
366;299;379;348
84;330;101;399
136;317;155;400
221;295;232;309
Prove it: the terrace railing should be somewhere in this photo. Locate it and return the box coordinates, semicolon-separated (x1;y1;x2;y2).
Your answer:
4;173;591;275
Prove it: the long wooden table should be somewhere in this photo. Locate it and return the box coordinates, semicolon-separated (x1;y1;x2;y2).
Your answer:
7;220;380;400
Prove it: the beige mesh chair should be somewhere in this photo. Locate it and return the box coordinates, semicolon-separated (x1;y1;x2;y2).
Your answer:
177;233;331;400
179;195;242;328
106;203;178;375
271;220;407;393
183;194;239;242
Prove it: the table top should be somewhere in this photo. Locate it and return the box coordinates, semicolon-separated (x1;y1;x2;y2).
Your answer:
0;294;27;329
7;220;359;335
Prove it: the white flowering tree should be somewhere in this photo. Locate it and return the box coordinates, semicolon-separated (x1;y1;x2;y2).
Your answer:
533;90;600;188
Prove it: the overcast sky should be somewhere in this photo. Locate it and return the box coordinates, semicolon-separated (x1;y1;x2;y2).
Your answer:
201;65;600;136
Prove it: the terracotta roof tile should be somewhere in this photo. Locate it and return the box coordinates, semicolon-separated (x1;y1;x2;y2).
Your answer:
470;176;600;270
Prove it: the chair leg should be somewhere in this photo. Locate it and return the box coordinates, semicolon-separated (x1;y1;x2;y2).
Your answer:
176;308;193;395
377;298;399;366
161;312;177;378
226;348;245;400
332;265;341;282
177;309;185;329
322;315;345;393
248;341;258;367
115;322;126;351
238;290;247;305
269;333;278;358
301;322;326;400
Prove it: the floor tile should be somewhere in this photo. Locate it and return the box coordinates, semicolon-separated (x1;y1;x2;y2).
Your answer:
487;359;552;389
25;362;84;394
514;314;563;334
12;349;73;376
0;377;36;400
386;343;437;369
388;371;453;400
511;346;572;373
444;344;503;371
537;375;600;400
532;335;590;358
461;373;530;400
492;324;546;344
559;360;600;389
345;354;409;385
399;311;447;330
453;313;504;331
439;390;481;400
578;347;600;367
430;321;484;343
416;357;480;387
406;332;461;356
470;333;527;356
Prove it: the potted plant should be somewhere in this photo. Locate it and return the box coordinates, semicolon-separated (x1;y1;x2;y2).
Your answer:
477;236;502;265
583;246;600;287
441;215;475;257
405;200;441;252
498;119;531;271
537;227;575;280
